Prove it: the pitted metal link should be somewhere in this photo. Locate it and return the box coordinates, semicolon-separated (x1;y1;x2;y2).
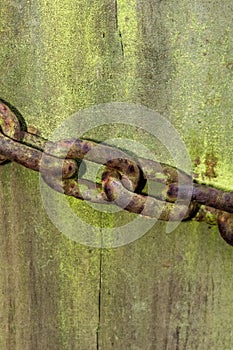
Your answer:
0;102;22;164
101;169;199;221
0;102;22;140
0;132;78;177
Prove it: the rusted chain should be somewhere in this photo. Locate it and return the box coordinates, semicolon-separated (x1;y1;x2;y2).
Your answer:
1;100;233;246
0;102;22;164
0;102;22;140
101;169;199;221
166;183;233;213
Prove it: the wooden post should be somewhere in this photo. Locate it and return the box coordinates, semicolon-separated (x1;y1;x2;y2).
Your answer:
0;1;233;349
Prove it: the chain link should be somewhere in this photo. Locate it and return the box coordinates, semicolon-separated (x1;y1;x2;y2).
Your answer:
0;101;233;246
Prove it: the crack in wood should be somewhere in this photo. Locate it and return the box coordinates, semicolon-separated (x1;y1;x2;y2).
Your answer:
96;249;103;350
114;0;124;57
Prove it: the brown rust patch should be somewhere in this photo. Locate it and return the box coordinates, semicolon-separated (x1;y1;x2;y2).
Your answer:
103;181;115;202
192;156;201;179
217;212;233;246
223;61;233;70
204;153;218;180
101;170;112;182
126;200;145;214
0;102;22;141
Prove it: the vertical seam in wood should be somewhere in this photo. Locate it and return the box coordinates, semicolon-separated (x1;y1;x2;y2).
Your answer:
97;249;103;350
114;0;124;57
115;0;118;29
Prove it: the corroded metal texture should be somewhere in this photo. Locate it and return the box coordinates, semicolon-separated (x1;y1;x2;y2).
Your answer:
1;101;233;246
217;212;233;246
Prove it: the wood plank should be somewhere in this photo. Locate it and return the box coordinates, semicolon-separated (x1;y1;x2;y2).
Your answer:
99;1;233;349
0;164;101;349
0;0;233;349
99;221;233;349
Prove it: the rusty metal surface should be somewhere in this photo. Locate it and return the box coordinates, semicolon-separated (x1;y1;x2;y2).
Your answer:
1;101;233;246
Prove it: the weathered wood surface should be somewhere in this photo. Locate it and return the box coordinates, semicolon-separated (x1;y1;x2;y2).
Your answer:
0;1;233;349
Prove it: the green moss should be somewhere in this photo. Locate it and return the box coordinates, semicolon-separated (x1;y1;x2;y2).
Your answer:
162;1;233;190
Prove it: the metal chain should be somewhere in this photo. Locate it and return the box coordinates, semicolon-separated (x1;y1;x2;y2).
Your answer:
0;101;233;246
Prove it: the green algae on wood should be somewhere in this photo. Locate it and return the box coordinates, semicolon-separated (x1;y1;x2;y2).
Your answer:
1;0;233;349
